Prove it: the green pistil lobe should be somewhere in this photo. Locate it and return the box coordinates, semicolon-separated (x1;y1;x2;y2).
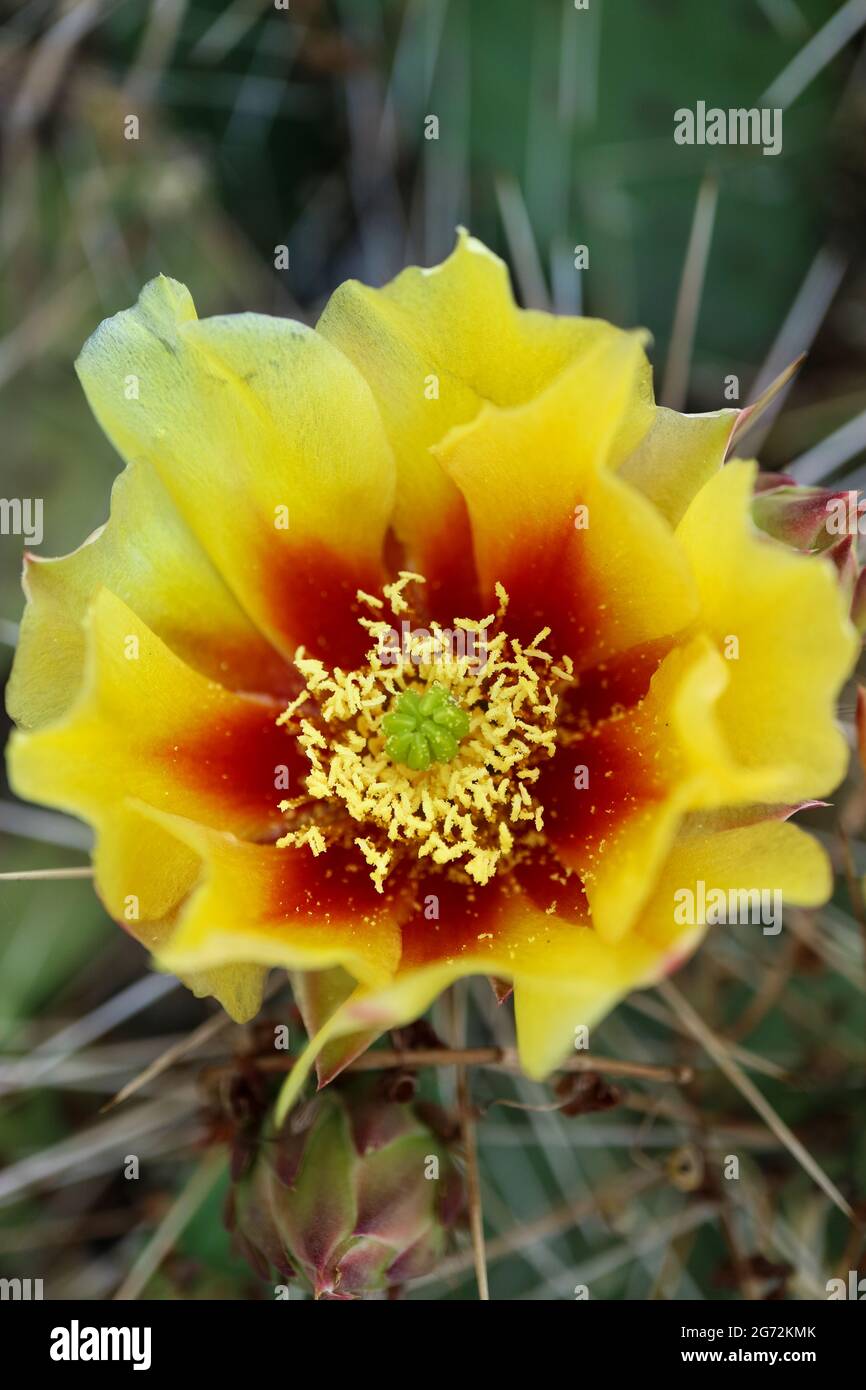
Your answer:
382;684;470;772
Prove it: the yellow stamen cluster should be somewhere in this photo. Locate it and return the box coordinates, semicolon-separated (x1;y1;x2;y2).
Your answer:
276;573;570;892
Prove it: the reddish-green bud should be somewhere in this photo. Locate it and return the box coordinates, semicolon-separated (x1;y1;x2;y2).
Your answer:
851;565;866;634
825;534;858;601
229;1077;464;1299
751;483;851;552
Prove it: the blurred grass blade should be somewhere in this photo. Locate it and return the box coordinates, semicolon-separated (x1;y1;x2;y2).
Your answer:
659;980;855;1222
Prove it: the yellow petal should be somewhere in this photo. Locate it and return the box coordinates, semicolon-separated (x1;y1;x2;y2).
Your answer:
91;798;267;1022
8;588;296;858
273;868;630;1110
515;814;831;1079
513;976;635;1081
7;461;290;732
93;797;202;924
181;963;268;1024
546;638;729;944
318;229;653;606
637;813;832;958
75;276;395;663
276;887;649;1105
677;460;857;800
434;330;698;666
149;809;403;988
618;406;735;528
274;961;466;1122
272;805;832;1097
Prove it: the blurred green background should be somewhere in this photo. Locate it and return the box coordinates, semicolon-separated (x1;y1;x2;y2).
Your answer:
1;0;865;1300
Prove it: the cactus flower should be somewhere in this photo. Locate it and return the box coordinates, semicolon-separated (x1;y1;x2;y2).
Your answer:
226;1078;463;1299
5;231;858;1085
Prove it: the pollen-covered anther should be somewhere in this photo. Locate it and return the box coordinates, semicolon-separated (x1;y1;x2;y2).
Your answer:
275;574;561;892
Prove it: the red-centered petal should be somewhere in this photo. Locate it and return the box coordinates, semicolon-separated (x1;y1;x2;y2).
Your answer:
365;853;595;997
271;862;598;1115
570;637;675;726
510;841;590;921
253;537;385;669
540;705;671;876
540;637;735;944
414;501;481;628
7;461;294;733
75;277;396;666
8;589;303;843
154;817;404;988
435;333;697;664
156;699;304;836
317;231;652;623
396;869;515;974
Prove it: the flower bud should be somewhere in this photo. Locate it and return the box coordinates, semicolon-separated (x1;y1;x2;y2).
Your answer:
751;483;849;552
228;1077;464;1299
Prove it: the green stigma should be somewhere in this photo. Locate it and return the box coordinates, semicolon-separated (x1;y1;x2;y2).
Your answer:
382;684;470;772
